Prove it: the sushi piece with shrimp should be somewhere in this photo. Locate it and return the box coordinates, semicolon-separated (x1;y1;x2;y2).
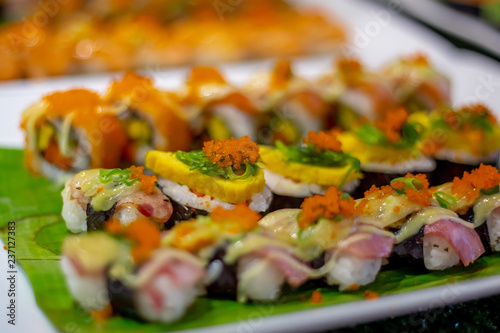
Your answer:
339;108;435;197
20;89;127;182
145;136;273;224
61;166;173;233
178;66;259;146
381;54;451;112
104;71;192;165
247;59;330;145
259;187;395;291
258;130;361;211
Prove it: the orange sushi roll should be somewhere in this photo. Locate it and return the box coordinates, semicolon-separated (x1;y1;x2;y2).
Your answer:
104;71;192;164
20;89;127;181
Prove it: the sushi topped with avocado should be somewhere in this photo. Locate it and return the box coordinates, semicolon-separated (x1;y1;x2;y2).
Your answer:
258;129;361;210
146;136;273;224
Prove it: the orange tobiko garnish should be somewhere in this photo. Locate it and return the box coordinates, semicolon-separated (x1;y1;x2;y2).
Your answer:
202;136;259;170
127;165;158;193
211;204;262;232
452;164;500;202
299;186;355;228
126;218;161;264
374;108;409;144
105;217;161;264
302;130;342;152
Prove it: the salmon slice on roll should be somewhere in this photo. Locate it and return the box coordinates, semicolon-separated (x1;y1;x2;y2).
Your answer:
20;89;127;182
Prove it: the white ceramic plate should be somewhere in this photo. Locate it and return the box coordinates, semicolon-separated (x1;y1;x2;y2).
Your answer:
374;0;500;58
1;0;500;332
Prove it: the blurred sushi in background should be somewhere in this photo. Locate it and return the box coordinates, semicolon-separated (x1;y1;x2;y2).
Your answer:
380;54;451;112
318;59;398;130
247;60;330;146
178;66;259;147
104;71;192;165
20;89;127;182
0;0;346;80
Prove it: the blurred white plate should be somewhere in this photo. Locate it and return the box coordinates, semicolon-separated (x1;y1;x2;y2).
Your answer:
375;0;500;58
1;0;500;332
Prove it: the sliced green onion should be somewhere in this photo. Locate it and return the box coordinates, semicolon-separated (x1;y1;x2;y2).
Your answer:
390;177;423;195
340;193;350;199
433;191;457;209
99;168;138;186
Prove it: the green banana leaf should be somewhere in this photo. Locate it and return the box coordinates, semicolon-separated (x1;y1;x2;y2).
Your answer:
2;147;500;332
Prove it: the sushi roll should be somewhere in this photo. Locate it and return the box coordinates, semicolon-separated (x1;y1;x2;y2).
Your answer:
339;108;435;197
179;66;259;147
20;89;128;182
317;59;398;130
380;54;451;112
415;104;500;184
107;247;205;323
259;187;395;291
258;129;362;211
247;59;330;145
145;136;272;224
162;204;316;303
61;166;173;233
60;231;127;311
394;207;485;270
104;71;192;165
430;164;500;252
356;173;485;270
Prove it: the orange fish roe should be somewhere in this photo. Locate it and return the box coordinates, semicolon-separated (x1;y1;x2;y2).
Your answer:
452;164;500;202
405;53;429;66
347;284;360;291
404;173;432;206
362;290;380;300
299;186;355;228
374;108;409;144
90;305;113;323
105;218;122;234
211;204;262;232
364;184;395;199
127;165;158;194
337;59;363;85
270;59;293;91
105;218;161;264
363;174;432;206
302;130;342;152
202;136;259;170
126;218;161;264
310;290;323;304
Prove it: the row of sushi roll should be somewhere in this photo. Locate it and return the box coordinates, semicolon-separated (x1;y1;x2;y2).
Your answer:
20;55;500;192
59;155;500;323
0;0;346;80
